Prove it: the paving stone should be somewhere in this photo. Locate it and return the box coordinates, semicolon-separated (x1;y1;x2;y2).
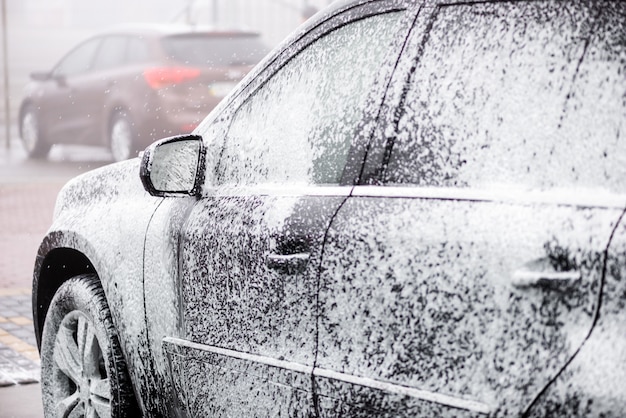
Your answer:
22;335;37;346
0;322;20;332
0;289;31;297
1;300;19;308
11;328;34;339
0;299;41;385
9;316;33;326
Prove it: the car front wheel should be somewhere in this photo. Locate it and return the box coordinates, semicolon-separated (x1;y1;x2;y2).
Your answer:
40;274;138;417
20;106;51;158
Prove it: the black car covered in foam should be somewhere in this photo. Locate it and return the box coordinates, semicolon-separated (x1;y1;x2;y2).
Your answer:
33;0;626;416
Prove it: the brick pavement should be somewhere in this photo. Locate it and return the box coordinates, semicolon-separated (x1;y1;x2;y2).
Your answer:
0;182;65;387
0;183;63;289
0;289;40;387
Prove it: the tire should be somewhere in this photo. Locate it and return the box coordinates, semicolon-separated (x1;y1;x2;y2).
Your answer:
109;111;136;162
20;106;51;159
40;274;138;417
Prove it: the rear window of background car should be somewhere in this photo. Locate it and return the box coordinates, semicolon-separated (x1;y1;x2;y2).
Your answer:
215;11;403;187
161;34;269;66
383;1;626;194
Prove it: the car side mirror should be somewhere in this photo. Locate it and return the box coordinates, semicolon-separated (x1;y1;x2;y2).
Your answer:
30;71;52;81
140;134;206;197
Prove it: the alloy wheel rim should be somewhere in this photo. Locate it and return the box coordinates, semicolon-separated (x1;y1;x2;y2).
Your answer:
52;311;111;418
110;118;132;162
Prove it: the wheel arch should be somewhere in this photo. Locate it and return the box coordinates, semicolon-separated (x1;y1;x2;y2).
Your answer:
32;230;103;350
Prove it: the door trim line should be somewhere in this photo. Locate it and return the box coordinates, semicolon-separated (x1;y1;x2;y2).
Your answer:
203;184;353;197
353;185;626;208
164;336;314;374
163;337;491;415
314;367;491;415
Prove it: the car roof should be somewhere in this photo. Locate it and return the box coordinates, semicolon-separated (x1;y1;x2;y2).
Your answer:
314;0;410;19
103;23;262;39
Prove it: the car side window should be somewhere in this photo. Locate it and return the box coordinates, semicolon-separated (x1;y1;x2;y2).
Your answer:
383;2;626;193
126;37;150;64
53;38;101;77
216;11;403;186
92;36;128;70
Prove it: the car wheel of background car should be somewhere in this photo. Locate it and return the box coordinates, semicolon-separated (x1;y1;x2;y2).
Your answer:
20;106;51;159
40;274;138;418
109;111;136;162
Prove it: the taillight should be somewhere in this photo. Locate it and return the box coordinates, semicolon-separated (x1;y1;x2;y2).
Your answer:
143;67;201;89
180;123;199;132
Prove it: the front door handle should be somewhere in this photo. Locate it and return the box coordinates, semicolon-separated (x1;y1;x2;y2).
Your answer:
512;269;581;289
266;253;310;274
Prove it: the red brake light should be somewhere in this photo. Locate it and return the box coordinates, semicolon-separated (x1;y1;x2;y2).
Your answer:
143;67;201;89
180;123;199;132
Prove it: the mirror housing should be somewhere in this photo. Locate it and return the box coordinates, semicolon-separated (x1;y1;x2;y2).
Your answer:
140;134;206;198
30;71;52;81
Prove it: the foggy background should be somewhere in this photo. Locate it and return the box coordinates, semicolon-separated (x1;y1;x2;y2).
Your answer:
0;0;335;143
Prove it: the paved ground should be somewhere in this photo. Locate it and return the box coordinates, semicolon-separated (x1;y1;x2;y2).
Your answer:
0;183;63;290
0;383;44;418
0;136;112;416
0;289;40;387
0;180;63;397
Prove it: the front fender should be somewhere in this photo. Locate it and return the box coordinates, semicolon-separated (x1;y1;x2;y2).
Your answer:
33;157;164;415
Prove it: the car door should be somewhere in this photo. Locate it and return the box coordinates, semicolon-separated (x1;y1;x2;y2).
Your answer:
152;2;414;417
40;36;104;144
316;1;626;417
510;4;626;416
87;35;129;143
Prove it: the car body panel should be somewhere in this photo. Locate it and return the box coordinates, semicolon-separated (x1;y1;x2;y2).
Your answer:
527;212;626;416
179;191;347;355
34;36;103;144
159;187;349;417
139;196;197;415
163;337;313;417
318;189;623;416
38;72;103;144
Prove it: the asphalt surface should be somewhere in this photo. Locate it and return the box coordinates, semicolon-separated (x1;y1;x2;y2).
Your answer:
0;135;112;417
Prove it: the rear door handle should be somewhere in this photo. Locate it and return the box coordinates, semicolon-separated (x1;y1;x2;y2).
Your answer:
266;253;310;274
512;270;581;288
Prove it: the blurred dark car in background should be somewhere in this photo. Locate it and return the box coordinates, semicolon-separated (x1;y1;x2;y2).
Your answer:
18;25;269;162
